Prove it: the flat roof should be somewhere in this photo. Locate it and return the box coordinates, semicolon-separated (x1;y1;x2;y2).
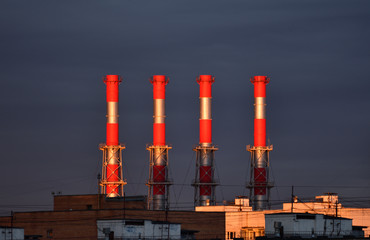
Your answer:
265;212;351;220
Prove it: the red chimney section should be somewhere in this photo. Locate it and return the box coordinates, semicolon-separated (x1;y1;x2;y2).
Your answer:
253;76;267;147
152;75;167;198
152;75;167;146
199;75;213;144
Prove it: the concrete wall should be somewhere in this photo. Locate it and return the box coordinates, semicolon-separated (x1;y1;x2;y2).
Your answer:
283;202;370;237
0;227;24;240
225;212;248;239
196;205;252;212
265;214;352;238
341;208;370;237
97;219;181;239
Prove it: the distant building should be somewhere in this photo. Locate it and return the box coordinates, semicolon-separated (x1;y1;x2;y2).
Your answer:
282;194;370;237
0;194;225;240
0;193;369;240
0;226;24;240
97;219;181;239
265;213;352;238
196;196;258;240
196;194;370;240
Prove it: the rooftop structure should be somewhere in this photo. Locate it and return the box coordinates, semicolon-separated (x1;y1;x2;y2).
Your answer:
196;194;370;240
265;213;353;238
97;219;181;240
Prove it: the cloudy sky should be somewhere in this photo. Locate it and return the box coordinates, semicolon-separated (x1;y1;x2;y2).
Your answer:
0;1;369;214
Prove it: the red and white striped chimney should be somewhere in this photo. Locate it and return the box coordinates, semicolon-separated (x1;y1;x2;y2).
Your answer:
100;75;126;197
147;75;172;210
248;75;273;210
194;75;218;206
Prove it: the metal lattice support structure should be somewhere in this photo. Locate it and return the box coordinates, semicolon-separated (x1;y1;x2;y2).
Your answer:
99;143;127;197
146;145;172;210
247;145;274;210
193;145;219;207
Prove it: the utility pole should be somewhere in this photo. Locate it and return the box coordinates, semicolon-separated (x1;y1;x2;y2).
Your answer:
11;211;13;240
291;186;294;213
123;192;126;219
166;205;170;240
97;173;101;210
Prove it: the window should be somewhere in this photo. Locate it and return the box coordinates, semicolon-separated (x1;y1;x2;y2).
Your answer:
47;229;53;238
125;220;144;225
296;214;315;220
227;231;236;239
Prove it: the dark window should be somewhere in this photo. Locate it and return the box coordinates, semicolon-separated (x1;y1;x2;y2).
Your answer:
47;229;53;238
296;214;315;220
109;231;114;240
125;220;144;225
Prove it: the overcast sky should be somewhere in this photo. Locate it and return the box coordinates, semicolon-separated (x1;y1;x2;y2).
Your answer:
0;1;369;214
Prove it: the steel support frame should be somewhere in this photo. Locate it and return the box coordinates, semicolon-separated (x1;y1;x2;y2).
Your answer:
146;145;172;210
246;145;273;210
192;145;219;207
99;143;127;196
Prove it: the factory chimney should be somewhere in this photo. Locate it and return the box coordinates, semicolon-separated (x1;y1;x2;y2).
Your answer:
193;75;218;207
99;75;127;197
247;76;273;210
147;75;172;210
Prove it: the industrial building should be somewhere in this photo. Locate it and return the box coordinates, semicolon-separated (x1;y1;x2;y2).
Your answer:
282;194;370;237
1;193;368;239
196;193;370;240
97;219;181;240
265;213;353;238
0;194;225;239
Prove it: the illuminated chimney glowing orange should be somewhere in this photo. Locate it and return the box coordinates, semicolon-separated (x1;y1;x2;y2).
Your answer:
193;75;219;207
147;75;172;210
247;76;274;210
99;75;126;197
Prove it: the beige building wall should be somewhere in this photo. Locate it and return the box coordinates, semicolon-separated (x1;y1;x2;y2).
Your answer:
196;204;253;239
196;203;283;240
197;195;370;239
